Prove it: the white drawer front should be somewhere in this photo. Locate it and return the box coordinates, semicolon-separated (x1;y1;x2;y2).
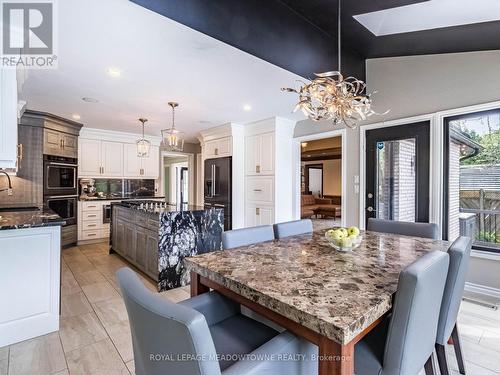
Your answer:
82;211;101;221
82;220;100;231
80;230;101;240
82;202;101;211
246;177;274;203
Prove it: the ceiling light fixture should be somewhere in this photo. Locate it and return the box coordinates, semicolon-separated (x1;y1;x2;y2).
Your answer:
72;114;81;120
161;102;184;152
107;67;121;77
82;97;99;103
243;104;252;111
136;118;151;157
281;0;387;128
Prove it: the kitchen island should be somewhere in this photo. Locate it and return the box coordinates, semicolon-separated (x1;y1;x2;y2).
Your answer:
110;200;223;291
0;205;65;347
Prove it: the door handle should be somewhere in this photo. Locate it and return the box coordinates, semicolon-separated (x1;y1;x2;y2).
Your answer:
211;164;216;197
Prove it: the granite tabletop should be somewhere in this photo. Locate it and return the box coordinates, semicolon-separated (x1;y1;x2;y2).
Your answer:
0;205;65;230
184;229;451;345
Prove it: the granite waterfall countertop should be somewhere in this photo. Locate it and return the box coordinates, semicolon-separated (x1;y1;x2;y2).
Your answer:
185;229;451;345
0;205;65;230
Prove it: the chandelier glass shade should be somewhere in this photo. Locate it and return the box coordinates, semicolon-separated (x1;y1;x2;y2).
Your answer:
161;102;184;152
282;0;386;128
136;118;151;157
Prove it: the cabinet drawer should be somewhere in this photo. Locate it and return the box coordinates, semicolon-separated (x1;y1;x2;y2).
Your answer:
82;202;100;211
82;211;101;221
82;220;100;230
246;177;274;203
81;230;101;240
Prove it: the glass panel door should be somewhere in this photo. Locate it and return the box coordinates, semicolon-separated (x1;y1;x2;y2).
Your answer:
366;121;430;227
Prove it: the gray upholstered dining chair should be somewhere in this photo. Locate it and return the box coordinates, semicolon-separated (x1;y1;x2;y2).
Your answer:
117;267;316;375
435;236;472;375
367;218;439;239
273;219;313;239
354;251;450;375
222;225;275;250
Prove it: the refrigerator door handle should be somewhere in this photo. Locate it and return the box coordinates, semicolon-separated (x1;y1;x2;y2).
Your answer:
212;164;216;197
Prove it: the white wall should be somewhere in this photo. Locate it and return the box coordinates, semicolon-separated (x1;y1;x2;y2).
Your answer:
294;50;500;296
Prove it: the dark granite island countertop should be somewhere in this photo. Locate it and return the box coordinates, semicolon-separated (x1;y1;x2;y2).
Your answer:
0;205;65;230
185;229;451;345
110;201;223;291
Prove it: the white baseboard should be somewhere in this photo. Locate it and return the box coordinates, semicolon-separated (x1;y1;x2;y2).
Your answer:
465;282;500;300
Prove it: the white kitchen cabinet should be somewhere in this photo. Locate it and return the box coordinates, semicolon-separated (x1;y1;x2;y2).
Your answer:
245;132;274;175
245;203;274;226
123;143;159;178
204;137;232;158
245;176;274;204
0;69;18;169
101;141;123;177
78;139;101;176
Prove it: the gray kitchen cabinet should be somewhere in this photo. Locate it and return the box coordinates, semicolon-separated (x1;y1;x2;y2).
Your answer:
43;129;79;158
145;232;159;279
135;227;147;269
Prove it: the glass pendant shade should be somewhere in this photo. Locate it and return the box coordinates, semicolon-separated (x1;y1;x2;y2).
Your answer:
136;118;150;157
161;102;184;152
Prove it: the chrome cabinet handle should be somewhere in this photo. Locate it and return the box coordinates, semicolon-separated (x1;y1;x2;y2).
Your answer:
256;165;260;173
253;189;262;192
256;207;260;215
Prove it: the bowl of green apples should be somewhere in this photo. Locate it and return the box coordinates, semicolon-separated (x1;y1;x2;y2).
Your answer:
325;226;362;252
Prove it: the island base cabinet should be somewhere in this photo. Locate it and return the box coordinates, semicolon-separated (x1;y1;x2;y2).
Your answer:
0;226;61;347
112;207;159;283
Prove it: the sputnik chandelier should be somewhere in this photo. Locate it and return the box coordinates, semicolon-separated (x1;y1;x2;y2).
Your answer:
282;0;386;129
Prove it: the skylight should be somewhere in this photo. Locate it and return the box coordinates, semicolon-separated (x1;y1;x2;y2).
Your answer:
353;0;500;36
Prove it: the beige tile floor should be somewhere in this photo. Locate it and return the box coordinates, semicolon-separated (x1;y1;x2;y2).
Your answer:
0;242;499;375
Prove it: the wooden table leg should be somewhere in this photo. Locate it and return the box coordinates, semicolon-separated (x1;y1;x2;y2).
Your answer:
318;336;354;375
190;271;209;297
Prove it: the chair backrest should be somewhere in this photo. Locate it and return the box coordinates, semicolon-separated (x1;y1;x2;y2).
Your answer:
273;219;313;239
301;195;316;206
116;268;221;375
382;251;449;375
436;236;472;345
222;225;275;249
367;218;439;239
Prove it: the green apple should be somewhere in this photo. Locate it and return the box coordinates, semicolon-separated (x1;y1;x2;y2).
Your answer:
327;229;344;241
338;228;348;237
348;226;360;237
338;237;353;248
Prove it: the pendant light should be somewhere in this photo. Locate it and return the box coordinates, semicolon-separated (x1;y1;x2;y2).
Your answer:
136;118;151;157
281;0;387;128
161;102;184;152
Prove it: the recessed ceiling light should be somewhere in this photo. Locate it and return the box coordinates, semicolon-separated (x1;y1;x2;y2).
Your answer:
72;114;81;120
107;67;121;77
82;97;99;103
243;104;252;111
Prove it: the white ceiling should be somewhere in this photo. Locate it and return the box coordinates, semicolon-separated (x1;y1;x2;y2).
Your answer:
20;0;304;141
354;0;500;36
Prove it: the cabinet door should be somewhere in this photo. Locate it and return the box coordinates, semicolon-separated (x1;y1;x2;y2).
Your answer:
146;231;159;280
245;135;260;175
43;129;62;157
61;133;78;158
246;176;274;204
259;133;275;174
141;145;159;178
0;69;18;169
135;227;147;268
78;139;101;176
123;143;141;177
245;203;258;227
204;140;217;158
101;141;123;177
257;206;274;225
124;222;136;262
114;218;126;256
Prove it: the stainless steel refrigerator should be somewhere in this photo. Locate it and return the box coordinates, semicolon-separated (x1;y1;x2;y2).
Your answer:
204;157;232;230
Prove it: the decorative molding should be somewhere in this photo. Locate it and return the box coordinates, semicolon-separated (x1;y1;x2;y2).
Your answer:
17;100;27;119
198;123;242;143
80;127;162;146
465;282;500;300
471;249;500;262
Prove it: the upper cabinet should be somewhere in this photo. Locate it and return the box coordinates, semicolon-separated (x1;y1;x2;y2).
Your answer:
245;132;274;175
123;143;159;178
43;129;78;158
79;137;159;179
79;140;123;177
204;137;232;159
0;69;18;169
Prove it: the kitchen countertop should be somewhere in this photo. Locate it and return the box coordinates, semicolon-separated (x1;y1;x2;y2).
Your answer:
79;195;165;201
185;229;451;345
112;201;216;217
0;205;65;230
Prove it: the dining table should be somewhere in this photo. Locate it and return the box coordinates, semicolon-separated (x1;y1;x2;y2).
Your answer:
184;228;451;375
